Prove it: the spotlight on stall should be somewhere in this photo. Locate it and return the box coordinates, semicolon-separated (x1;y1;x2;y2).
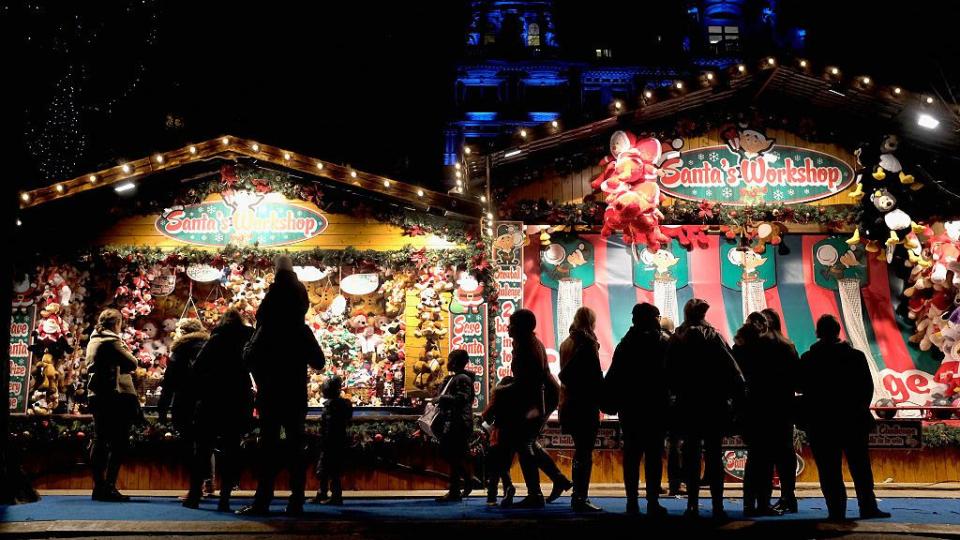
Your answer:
114;182;137;194
918;113;940;129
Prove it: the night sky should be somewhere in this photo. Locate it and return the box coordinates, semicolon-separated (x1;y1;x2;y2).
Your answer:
14;1;960;192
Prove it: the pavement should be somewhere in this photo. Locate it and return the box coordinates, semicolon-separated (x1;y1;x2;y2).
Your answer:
1;489;959;539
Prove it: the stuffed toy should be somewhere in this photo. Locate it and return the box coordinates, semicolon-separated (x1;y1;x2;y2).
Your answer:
13;273;37;307
752;222;788;254
454;272;484;313
929;222;960;286
592;131;669;252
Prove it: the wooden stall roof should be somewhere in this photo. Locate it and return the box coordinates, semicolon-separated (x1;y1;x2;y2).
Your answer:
465;64;960;176
19;135;483;219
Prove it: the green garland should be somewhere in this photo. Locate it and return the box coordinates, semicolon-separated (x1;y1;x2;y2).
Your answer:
14;416;960;450
498;198;861;229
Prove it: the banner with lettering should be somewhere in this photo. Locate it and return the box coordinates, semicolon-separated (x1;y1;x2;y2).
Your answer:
448;305;489;412
659;138;854;206
492;222;524;383
9;306;36;413
156;191;327;247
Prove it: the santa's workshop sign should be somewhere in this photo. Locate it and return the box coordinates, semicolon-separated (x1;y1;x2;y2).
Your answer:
156;191;327;247
9;307;35;412
660;129;854;206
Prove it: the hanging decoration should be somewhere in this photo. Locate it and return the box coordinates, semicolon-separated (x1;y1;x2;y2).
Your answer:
846;134;925;262
293;265;330;282
341;273;380;296
556;278;584;344
539;234;595;290
411;265;453;391
186;264;222;283
634;242;687;325
591;131;670;253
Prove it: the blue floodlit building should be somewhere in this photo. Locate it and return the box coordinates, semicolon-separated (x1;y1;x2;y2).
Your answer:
444;0;805;173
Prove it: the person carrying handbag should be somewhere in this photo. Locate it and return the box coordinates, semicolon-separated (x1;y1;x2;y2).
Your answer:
433;350;476;503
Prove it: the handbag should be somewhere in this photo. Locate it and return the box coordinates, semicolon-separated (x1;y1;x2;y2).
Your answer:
417;377;454;441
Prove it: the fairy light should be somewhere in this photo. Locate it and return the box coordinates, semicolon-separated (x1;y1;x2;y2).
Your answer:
737;64;746;73
480;195;487;202
16;219;22;227
121;163;132;174
925;96;935;104
486;212;494;220
350;171;358;178
221;137;229;145
675;81;683;89
613;100;622;110
416;189;424;197
551;120;559;128
283;152;292;160
456;179;463;187
316;162;324;170
251;143;260;152
799;59;808;68
383;180;390;188
464;147;471;155
893;87;902;95
88;175;97;183
189;145;197;154
705;72;714;80
861;76;871;85
154;154;164;163
767;57;776;66
20;193;30;203
455;170;462;178
55;184;64;193
830;67;839;75
644;90;653;99
520;129;528;138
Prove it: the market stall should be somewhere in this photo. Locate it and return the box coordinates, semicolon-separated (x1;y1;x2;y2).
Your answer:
9;137;494;490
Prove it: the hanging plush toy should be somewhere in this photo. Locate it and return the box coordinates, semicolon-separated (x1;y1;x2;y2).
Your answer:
592;131;669;252
847;134;924;256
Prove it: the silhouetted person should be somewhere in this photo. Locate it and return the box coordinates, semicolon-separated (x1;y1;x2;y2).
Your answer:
85;309;140;502
559;307;604;512
660;316;684;496
434;349;476;502
158;318;210;507
761;308;801;514
605;303;669;516
505;309;570;508
668;299;744;520
481;375;516;507
239;255;324;516
187;309;254;512
313;375;353;506
800;315;890;522
734;312;797;516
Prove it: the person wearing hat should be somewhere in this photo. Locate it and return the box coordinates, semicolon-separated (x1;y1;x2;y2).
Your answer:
667;299;745;520
604;303;670;516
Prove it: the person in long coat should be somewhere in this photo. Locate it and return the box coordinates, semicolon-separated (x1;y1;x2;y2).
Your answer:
668;299;744;520
761;308;801;514
434;349;476;502
85;309;140;502
238;255;325;516
558;307;604;512
186;309;254;512
158;318;210;506
605;303;669;516
800;315;890;522
734;311;798;516
503;309;570;508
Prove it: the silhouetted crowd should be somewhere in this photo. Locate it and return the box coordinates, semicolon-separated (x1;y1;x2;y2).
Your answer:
84;256;890;522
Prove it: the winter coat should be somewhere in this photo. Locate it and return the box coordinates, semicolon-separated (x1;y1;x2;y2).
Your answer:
246;268;322;414
482;382;516;445
558;329;603;434
157;330;209;430
509;334;559;422
733;332;800;434
256;269;309;329
604;326;670;423
193;321;254;431
667;321;745;434
437;370;476;439
321;396;354;453
799;339;875;435
85;329;139;401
